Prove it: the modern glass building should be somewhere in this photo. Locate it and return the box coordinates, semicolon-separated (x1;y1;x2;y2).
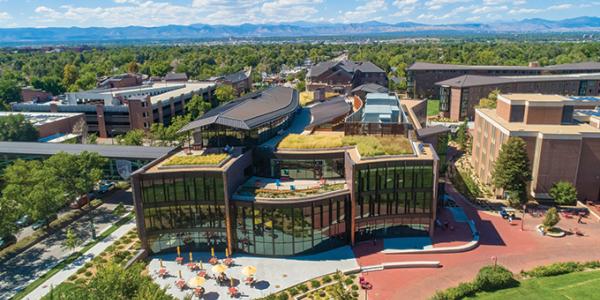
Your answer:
132;87;440;257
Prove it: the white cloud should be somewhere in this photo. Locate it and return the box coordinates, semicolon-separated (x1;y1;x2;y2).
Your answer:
0;11;11;20
472;5;508;14
392;0;419;16
342;0;388;22
548;4;572;10
483;0;525;4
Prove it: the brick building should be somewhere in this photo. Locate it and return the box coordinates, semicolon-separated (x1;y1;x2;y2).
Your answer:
97;73;143;89
211;70;252;95
472;94;600;202
436;73;600;121
13;82;215;138
21;86;52;103
407;61;600;99
0;111;85;139
307;60;387;94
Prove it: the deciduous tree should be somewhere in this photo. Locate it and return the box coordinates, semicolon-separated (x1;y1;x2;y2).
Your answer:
492;137;532;204
215;85;236;103
0;114;39;141
549;181;578;206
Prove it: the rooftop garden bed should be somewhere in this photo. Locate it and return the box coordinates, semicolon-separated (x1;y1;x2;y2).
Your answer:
162;153;228;166
237;183;346;199
278;134;413;157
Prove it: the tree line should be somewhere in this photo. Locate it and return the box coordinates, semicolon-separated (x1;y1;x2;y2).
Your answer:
1;41;600;109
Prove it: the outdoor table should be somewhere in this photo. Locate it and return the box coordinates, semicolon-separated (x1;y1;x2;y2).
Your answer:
198;271;207;278
175;279;186;290
187;262;197;270
158;268;168;278
176;257;184;265
194;287;205;298
228;287;239;297
209;257;218;265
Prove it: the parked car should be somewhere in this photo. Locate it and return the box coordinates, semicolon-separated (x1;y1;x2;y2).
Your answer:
500;207;517;219
98;181;115;194
0;235;16;250
31;214;58;230
15;215;32;227
70;194;90;209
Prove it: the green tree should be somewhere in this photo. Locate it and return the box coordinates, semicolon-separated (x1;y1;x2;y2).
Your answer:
456;119;470;151
0;196;20;237
0;114;39;141
126;61;139;74
185;94;212;119
215;85;236;103
0;79;21;109
73;72;97;91
2;160;66;224
549;181;578;206
116;129;146;146
296;80;306;92
45;151;108;203
31;76;66;96
492;137;532;204
478;89;500;109
543;207;560;229
63;227;81;252
150;114;192;146
63;64;79;87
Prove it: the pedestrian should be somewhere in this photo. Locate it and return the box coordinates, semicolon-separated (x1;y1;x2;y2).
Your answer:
577;215;583;224
508;215;513;223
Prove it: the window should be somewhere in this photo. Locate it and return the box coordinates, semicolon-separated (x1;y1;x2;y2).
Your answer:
509;105;525;122
561;105;574;124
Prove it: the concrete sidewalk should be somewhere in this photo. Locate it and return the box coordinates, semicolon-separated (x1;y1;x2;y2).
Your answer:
24;217;136;300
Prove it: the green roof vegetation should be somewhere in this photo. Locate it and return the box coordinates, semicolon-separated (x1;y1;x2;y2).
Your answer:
163;153;228;166
237;183;346;199
277;134;413;157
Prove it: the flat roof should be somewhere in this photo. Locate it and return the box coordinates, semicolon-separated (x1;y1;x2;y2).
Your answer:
0;142;173;160
409;61;600;71
307;96;351;129
0;111;82;126
180;86;298;132
436;73;600;88
477;108;600;137
498;94;600;106
149;82;215;104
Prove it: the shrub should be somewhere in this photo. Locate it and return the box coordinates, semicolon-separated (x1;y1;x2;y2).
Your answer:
583;261;600;269
74;278;86;285
288;287;299;296
322;275;332;283
297;283;309;292
549;181;578;206
352;291;359;298
84;262;93;268
543;207;560;229
351;284;359;290
276;292;289;300
68;275;78;281
84;271;93;277
76;268;85;274
310;279;321;289
474;265;518;291
344;278;354;285
90;199;103;207
525;262;584;277
332;273;341;280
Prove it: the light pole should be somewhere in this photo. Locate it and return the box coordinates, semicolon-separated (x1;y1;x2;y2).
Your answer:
491;256;497;270
90;214;96;240
521;204;526;231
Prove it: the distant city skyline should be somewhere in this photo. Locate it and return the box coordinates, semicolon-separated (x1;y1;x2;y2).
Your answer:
0;0;598;28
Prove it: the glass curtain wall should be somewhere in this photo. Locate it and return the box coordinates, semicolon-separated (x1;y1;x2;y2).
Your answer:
200;113;293;147
233;195;349;256
354;160;434;241
271;158;345;179
140;173;227;253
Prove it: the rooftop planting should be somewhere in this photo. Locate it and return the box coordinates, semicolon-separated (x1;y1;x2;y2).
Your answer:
163;153;228;166
277;134;413;157
237;183;346;199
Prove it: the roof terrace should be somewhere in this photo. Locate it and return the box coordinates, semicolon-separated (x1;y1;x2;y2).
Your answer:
277;133;414;157
233;176;348;202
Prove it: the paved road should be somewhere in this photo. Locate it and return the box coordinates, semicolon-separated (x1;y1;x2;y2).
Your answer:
0;190;133;300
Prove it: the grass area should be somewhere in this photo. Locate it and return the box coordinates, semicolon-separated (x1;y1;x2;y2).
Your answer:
237;183;346;199
163;153;228;166
471;270;600;299
427;99;440;116
277;134;413;157
259;271;359;300
12;213;134;300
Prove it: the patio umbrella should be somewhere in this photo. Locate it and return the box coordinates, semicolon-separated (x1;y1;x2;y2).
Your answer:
211;247;215;257
225;248;229;257
179;270;182;279
188;276;206;288
159;259;164;268
212;264;228;274
241;265;257;277
199;260;203;270
177;246;181;257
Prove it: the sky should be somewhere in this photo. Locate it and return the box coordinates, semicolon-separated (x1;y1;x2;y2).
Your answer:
0;0;598;28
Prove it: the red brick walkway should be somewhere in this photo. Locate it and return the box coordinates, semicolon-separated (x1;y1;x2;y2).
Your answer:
353;184;600;300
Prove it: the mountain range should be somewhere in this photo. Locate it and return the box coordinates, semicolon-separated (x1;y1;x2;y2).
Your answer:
2;17;600;44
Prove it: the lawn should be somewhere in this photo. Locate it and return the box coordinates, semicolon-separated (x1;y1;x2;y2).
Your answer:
471;270;600;299
427;99;440;116
277;134;413;157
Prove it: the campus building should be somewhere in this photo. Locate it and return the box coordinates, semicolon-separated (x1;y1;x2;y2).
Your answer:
0;111;85;141
436;73;600;121
307;60;388;94
407;61;600;99
12;82;216;138
472;94;600;202
131;86;439;257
